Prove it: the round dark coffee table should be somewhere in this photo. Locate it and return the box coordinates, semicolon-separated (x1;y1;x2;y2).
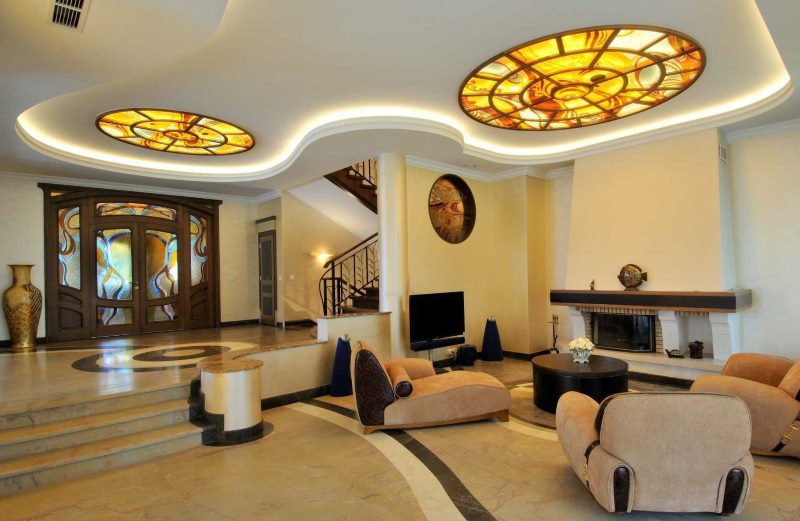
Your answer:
532;354;628;413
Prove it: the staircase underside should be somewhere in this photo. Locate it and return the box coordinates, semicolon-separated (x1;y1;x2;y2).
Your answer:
324;168;377;213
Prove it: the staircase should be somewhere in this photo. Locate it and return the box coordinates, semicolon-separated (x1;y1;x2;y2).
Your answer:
319;158;380;315
319;233;379;315
0;381;208;495
324;158;378;213
345;286;379;313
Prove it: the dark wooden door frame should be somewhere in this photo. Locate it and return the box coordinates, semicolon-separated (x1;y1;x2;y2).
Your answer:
258;229;277;326
40;184;222;341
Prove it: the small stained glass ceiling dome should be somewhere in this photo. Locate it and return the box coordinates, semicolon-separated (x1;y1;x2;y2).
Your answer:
96;109;254;155
459;26;705;130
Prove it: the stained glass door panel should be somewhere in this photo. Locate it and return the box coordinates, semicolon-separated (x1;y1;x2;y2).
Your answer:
143;229;180;326
96;228;133;301
94;226;137;335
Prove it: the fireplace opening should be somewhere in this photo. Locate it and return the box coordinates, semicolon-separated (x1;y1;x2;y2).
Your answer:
592;313;656;352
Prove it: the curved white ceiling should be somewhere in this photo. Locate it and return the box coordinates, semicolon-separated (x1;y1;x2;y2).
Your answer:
15;0;791;183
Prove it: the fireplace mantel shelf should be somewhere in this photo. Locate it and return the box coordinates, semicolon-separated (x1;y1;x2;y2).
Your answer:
550;289;752;313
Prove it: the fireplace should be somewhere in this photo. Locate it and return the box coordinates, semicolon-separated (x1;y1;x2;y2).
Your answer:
553;289;753;361
592;313;656;353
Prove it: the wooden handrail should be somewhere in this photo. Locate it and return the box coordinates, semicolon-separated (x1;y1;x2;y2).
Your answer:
323;233;378;268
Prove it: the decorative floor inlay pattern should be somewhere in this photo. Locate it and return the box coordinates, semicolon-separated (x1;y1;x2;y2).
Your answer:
71;342;256;373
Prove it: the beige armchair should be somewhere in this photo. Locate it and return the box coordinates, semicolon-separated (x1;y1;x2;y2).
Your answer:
556;391;753;515
691;353;800;458
350;342;510;434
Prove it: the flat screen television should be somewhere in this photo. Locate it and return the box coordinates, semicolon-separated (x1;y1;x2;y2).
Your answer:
409;291;465;345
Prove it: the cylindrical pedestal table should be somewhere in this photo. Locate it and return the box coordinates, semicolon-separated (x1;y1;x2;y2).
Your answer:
198;358;271;445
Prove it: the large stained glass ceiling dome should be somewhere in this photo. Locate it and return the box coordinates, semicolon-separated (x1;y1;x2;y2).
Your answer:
96;109;254;155
459;26;705;130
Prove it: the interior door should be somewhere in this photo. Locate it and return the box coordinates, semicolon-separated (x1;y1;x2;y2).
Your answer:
92;222;182;336
42;186;221;341
140;225;181;333
259;230;277;326
93;222;139;337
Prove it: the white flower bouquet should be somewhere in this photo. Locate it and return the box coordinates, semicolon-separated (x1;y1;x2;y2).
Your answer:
568;337;594;363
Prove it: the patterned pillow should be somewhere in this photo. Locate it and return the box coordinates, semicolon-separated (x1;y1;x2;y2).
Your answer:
352;343;395;426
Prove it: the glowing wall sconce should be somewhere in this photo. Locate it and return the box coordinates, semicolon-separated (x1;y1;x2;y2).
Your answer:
313;251;334;265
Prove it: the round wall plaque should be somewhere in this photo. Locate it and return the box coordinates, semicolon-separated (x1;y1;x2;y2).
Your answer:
428;174;476;244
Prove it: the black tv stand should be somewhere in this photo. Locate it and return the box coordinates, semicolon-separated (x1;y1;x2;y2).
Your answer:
410;336;465;352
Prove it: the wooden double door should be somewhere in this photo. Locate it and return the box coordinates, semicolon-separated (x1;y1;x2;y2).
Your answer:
42;185;220;341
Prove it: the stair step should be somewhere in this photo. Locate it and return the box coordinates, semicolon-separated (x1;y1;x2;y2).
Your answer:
0;422;208;496
0;399;190;461
351;295;379;310
0;383;190;431
364;287;379;298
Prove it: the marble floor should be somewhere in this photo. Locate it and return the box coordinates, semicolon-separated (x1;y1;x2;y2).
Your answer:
0;342;797;520
0;325;316;415
0;394;797;520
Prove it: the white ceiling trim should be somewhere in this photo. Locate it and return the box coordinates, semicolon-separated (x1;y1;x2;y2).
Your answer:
723;117;800;142
16;77;792;183
0;170;278;203
405;155;495;182
545;166;574;180
464;79;793;164
406;155;567;183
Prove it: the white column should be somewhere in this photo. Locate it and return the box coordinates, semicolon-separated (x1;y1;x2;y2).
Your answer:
709;312;739;361
567;307;586;340
658;311;681;354
377;153;410;359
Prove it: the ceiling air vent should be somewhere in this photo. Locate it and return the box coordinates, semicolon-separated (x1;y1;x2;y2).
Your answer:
49;0;91;31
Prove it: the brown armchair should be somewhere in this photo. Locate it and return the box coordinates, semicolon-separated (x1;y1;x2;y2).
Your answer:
691;353;800;458
350;342;510;434
556;391;753;515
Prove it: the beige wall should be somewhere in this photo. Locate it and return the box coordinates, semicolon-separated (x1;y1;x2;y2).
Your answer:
406;166;494;351
566;129;725;291
218;200;260;323
272;192;362;322
406;166;549;354
526;176;549;349
488;177;531;352
0;178;46;341
728;128;800;358
544;172;573;348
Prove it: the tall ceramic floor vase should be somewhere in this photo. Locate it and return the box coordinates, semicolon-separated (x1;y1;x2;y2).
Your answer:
2;265;42;350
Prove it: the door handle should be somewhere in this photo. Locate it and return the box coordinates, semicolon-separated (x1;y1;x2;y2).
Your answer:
133;283;140;291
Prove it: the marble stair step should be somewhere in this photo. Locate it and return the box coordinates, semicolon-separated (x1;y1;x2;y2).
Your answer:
0;383;190;431
0;399;191;461
0;422;209;496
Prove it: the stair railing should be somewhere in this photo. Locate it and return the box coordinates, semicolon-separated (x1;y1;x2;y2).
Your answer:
348;158;377;188
319;233;378;316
